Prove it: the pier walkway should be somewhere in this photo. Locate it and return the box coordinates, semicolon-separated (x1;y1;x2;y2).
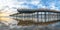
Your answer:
10;9;60;25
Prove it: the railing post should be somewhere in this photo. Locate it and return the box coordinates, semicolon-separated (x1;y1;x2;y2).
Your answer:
44;12;46;22
23;13;24;20
59;13;60;20
37;12;39;22
57;13;58;20
32;13;33;21
41;12;42;22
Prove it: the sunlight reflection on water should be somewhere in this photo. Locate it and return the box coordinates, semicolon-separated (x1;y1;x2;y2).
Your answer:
0;16;60;30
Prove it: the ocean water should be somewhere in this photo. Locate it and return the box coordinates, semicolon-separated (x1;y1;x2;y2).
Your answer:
0;16;60;30
0;14;60;30
0;22;60;30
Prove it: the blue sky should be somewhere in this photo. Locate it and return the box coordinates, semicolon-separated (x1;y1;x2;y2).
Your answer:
0;0;60;10
0;0;60;14
15;0;60;10
0;0;60;28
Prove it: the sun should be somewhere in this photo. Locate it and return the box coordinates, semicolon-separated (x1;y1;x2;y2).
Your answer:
0;12;18;25
0;12;9;21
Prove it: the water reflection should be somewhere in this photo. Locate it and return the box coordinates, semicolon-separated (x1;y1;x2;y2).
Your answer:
0;14;60;30
0;16;60;30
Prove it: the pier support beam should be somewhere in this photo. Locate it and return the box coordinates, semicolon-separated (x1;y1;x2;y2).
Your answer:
44;12;46;22
37;12;39;22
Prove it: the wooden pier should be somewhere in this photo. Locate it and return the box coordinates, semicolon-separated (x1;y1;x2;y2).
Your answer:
10;8;60;26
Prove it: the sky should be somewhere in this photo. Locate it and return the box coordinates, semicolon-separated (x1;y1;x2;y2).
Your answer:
0;0;60;23
0;0;60;14
0;0;60;28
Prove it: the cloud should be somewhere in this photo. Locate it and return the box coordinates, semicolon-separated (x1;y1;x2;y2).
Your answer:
0;0;60;29
0;0;60;11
